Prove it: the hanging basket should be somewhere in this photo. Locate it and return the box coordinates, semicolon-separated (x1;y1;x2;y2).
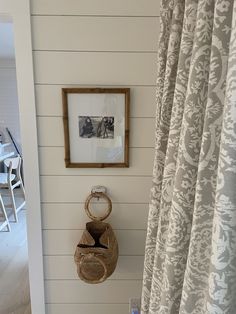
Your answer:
74;191;119;284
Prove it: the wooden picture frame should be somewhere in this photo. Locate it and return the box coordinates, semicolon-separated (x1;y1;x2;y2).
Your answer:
62;88;130;168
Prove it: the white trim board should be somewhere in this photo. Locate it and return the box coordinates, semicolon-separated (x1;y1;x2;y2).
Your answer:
0;1;45;313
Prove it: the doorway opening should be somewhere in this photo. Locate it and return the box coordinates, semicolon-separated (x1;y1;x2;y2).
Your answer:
0;17;31;314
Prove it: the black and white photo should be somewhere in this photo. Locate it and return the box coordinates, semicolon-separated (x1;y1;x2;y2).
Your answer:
79;116;114;139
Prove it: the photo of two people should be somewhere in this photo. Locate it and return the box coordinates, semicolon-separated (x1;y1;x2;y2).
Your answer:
79;116;114;139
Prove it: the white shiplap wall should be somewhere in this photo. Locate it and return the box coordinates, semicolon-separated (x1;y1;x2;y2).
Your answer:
30;1;160;313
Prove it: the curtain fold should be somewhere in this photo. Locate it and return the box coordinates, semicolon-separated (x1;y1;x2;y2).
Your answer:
142;0;236;313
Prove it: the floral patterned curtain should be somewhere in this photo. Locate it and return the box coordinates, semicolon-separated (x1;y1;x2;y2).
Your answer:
141;0;236;313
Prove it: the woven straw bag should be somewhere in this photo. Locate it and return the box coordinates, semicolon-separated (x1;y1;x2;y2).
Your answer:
74;192;119;284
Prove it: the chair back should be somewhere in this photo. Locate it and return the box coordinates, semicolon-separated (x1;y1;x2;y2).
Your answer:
4;156;21;170
4;156;22;184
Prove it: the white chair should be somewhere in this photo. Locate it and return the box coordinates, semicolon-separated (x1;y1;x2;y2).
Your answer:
0;193;11;232
0;156;25;222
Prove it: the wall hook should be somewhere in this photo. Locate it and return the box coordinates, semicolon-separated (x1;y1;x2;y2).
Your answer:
91;185;107;194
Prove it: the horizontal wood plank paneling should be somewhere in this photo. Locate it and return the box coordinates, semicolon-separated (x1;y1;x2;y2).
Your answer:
31;0;160;16
44;255;144;280
45;280;142;303
45;304;129;314
41;203;149;230
37;117;155;148
39;147;154;176
32;0;159;308
43;230;146;256
35;85;156;118
40;176;152;203
33;51;157;85
32;16;159;52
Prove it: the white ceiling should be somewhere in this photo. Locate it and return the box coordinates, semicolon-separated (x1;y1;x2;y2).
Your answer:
0;22;15;59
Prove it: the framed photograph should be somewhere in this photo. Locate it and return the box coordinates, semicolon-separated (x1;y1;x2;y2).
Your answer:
62;88;130;168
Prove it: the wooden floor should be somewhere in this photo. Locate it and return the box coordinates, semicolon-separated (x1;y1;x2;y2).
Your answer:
0;191;31;314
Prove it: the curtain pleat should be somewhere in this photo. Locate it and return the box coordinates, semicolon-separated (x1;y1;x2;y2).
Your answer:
207;2;236;312
142;0;236;313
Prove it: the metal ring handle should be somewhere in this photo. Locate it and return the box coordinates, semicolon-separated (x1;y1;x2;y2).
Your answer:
78;253;108;284
84;192;112;221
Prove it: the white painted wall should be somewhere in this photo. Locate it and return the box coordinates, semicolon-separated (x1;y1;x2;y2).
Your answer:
0;22;21;151
30;1;160;313
0;22;15;59
0;58;21;152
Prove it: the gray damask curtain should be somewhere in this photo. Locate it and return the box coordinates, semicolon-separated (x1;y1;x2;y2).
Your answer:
142;0;236;313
